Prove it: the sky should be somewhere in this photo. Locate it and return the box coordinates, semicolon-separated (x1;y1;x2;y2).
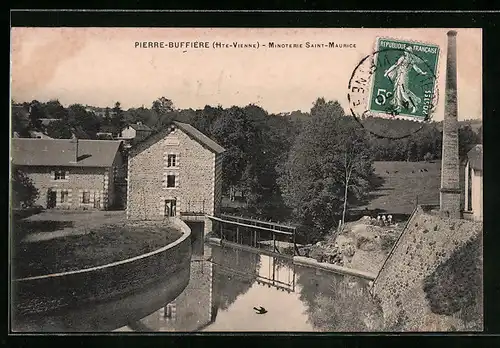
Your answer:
11;28;482;121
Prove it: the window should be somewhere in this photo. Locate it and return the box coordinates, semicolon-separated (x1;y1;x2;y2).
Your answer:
166;175;176;188
54;170;66;180
82;191;90;204
167;154;177;168
61;190;69;203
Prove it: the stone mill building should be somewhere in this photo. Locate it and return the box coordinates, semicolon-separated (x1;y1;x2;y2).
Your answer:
127;121;225;240
11;138;125;210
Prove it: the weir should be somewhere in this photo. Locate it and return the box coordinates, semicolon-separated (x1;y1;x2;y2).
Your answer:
206;214;298;257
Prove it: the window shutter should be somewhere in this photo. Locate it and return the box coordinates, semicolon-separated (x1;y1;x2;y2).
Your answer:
51;170;55;180
65;170;69;179
176;153;180;167
175;173;179;187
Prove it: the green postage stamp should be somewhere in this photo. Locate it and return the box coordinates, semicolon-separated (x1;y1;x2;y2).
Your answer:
369;38;440;121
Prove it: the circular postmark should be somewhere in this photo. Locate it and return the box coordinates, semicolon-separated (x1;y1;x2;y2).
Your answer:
348;44;440;139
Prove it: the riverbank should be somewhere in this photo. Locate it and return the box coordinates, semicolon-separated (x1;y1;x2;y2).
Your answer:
12;211;183;278
298;216;404;275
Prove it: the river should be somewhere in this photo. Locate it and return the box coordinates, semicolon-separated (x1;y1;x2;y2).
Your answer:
114;243;383;332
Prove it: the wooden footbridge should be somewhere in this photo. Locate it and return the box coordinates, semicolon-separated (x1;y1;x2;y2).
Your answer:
206;214;299;257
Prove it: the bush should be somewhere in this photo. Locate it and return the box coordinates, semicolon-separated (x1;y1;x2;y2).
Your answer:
356;236;371;249
423;235;482;317
12;166;39;209
308;279;384;331
309;247;326;262
380;233;398;253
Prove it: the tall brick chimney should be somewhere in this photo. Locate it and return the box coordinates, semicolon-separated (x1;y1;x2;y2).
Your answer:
440;30;461;218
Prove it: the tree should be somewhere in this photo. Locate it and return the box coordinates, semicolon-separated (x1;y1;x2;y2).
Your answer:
459;125;481;160
66;104;101;139
12;165;39;208
28;100;45;131
152;97;175;129
102;107;112;127
339;123;373;226
111;102;125;135
210;107;253;200
125;106;157;129
192;105;224;136
11;105;30;137
279;99;374;241
43;99;67;119
46;120;73;139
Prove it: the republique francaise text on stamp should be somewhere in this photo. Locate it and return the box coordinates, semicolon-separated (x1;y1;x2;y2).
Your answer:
348;37;440;138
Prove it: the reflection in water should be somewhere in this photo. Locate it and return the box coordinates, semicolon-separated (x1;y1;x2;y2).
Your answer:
130;259;216;332
118;244;382;332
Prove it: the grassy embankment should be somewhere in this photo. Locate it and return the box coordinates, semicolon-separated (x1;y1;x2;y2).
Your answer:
12;211;183;278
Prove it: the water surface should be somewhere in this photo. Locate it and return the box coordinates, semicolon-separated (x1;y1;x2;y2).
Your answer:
116;243;381;332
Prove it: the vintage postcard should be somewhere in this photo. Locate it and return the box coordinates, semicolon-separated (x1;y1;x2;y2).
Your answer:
10;27;482;333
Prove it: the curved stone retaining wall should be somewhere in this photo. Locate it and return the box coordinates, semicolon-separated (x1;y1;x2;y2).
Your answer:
12;218;192;326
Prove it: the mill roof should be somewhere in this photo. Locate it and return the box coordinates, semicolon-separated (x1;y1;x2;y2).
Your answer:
129;121;225;157
467;144;482;172
11;138;122;167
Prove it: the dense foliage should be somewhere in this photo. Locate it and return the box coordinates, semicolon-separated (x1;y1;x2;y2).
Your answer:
279;99;376;241
11;165;39;209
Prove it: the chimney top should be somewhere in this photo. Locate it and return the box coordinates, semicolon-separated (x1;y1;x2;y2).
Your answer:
447;30;458;37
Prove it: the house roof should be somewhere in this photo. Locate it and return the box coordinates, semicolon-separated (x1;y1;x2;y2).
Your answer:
11;138;122;167
173;121;225;154
129;121;225;157
467;144;482;172
127;122;152;132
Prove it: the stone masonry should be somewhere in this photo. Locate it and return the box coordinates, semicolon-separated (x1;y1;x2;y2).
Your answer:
127;123;224;235
372;206;482;331
23;166;114;210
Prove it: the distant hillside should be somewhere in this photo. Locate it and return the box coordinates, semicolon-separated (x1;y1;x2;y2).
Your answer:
357;161;442;215
434;119;482;134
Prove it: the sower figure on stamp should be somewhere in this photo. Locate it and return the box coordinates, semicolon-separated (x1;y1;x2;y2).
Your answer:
384;46;427;114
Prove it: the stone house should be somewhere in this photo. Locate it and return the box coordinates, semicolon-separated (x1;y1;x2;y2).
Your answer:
127;121;225;237
464;144;482;221
119;121;153;147
11;138;125;210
